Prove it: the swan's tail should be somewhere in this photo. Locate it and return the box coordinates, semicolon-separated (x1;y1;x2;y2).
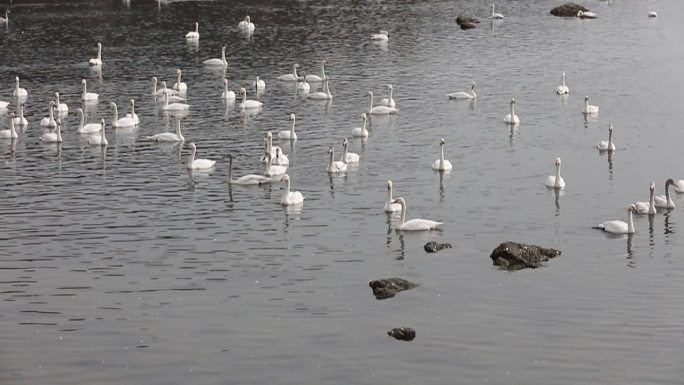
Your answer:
592;225;605;231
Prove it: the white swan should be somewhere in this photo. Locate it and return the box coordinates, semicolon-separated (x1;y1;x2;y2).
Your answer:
161;93;190;112
296;73;310;93
221;79;236;101
146;118;185;142
342;138;360;164
577;10;597;19
446;82;476;99
431;138;453;171
226;153;272;185
87;119;108;146
185;22;199;39
54;92;68;113
278;63;301;81
654;179;675;209
125;99;139;124
89;42;103;66
352;113;369;137
12;102;27;127
238;15;255;33
307;79;333;100
81;79;99;102
262;152;288;176
545;157;566;189
173;69;187;93
555;72;569;94
186;142;216;169
160;81;185;102
595;205;636;234
279;174;304;205
392;197;444;231
583;95;599;114
379;84;396;108
266;132;289;165
371;30;389;41
366;91;398;115
0;9;8;25
0;113;18;139
77;108;102;134
203;46;227;67
238;87;263;109
384;181;402;213
648;11;657;18
327;146;348;173
40;119;62;143
597;123;615;151
252;75;266;91
305;61;328;82
674;179;684;193
13;76;27;99
278;114;297;140
40;102;57;128
152;76;180;97
634;182;657;215
491;4;504;19
504;98;520;124
110;102;137;128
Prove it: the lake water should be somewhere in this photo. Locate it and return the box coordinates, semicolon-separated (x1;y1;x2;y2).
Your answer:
1;0;684;384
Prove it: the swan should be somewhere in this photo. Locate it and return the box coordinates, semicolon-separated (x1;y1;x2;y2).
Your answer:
577;10;597;19
161;93;190;112
159;81;185;103
342;138;360;163
203;46;227;66
238;87;263;109
366;91;398;115
89;42;103;66
327;146;347;173
648;11;657;18
146;118;185;142
152;76;180;97
81;79;99;102
491;4;504;19
125;99;139;124
296;72;310;93
13;76;27;99
545;158;566;190
379;84;396;108
252;75;266;91
305;61;327;82
12;102;27;127
266;132;289;165
40;102;57;128
0;9;8;25
278;113;297;140
597;123;615;151
0;113;18;139
446;82;476;99
371;30;389;41
392;197;443;231
307;79;333;100
278;63;301;81
654;179;675;209
110;102;137;128
595;205;637;234
173;69;187;93
226;153;272;185
556;73;569;95
54;92;68;113
674;180;684;193
583;96;599;114
238;15;255;33
634;182;657;215
40;119;62;143
221;79;236;101
87;119;108;146
431;138;453;171
185;22;199;39
279;174;304;205
262;152;288;176
186;142;216;169
504;98;520;124
352;113;369;137
384;181;402;213
77;108;102;134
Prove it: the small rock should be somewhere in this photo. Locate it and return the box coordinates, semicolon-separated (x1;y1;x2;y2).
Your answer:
550;3;589;17
455;15;480;29
424;241;452;253
388;327;416;341
459;22;477;30
490;241;561;271
369;278;418;300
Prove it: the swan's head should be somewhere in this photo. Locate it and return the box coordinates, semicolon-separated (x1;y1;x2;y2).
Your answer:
49;101;56;107
294;63;300;68
280;174;290;183
245;16;251;23
585;95;589;101
224;78;228;86
187;142;197;151
55;91;60;98
161;80;168;88
577;10;583;17
386;84;393;90
328;145;334;155
15;76;19;83
239;87;247;95
9;113;15;118
110;102;117;108
224;153;234;160
379;30;389;36
360;112;367;119
608;123;613;132
77;107;84;115
440;138;446;145
266;131;273;138
222;46;226;52
176;69;182;75
81;79;87;85
554;157;562;166
628;204;637;213
666;178;675;187
289;113;296;121
97;42;101;48
387;180;393;190
391;197;406;207
650;181;655;191
100;119;106;128
130;99;135;106
470;82;476;89
510;98;516;105
365;91;373;97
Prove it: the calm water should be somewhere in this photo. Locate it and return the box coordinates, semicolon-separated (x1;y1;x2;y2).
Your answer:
1;0;684;384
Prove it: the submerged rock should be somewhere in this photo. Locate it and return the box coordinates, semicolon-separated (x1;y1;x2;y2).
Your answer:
455;15;479;29
490;241;561;270
424;241;452;253
369;278;418;300
550;3;589;17
388;327;416;341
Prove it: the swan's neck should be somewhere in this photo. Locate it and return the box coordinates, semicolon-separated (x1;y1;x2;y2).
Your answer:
325;82;331;96
328;150;334;169
293;66;299;79
554;163;562;187
82;82;87;95
491;5;495;16
284;179;291;196
194;23;198;33
510;102;515;117
176;121;184;141
228;158;233;181
153;78;158;94
224;82;229;94
439;143;445;168
665;182;672;204
56;94;61;105
49;106;54;120
15;78;19;88
79;111;84;128
19;104;23;118
320;64;326;79
362;116;367;131
112;104;119;122
399;202;406;225
608;130;613;147
368;93;374;111
561;74;566;87
266;135;273;153
130;101;135;115
584;99;589;109
627;209;634;233
389;87;394;100
222;49;226;63
97;44;102;60
9;119;16;137
56;124;62;141
177;72;182;84
188;147;196;168
343;142;349;162
100;123;106;141
387;186;393;205
290;119;296;135
649;188;655;214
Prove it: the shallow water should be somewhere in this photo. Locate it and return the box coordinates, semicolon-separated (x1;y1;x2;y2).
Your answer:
1;0;684;384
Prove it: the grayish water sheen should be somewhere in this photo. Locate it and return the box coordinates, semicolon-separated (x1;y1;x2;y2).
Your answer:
1;0;684;383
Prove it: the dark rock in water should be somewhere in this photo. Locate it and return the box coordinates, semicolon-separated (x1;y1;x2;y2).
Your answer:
455;15;480;28
388;327;416;341
550;3;589;17
424;241;452;253
490;241;561;270
459;22;477;30
369;278;418;300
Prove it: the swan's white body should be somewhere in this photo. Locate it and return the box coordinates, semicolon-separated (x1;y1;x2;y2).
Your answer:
203;46;227;67
545;157;566;190
280;175;304;206
674;180;684;193
384;181;401;213
431;138;452;171
81;79;99;101
226;154;272;185
41;120;62;143
161;93;190;112
54;92;68;113
352;113;369;137
342;138;360;163
265;132;289;165
110;102;137;128
296;74;310;93
596;205;636;234
186;142;216;169
278;63;301;81
125;99;139;124
253;75;266;91
371;30;389;41
278;114;297;140
634;182;657;215
307;80;333;100
77;108;102;134
491;4;504;19
597;123;616;151
147;119;185;142
239;87;263;109
173;69;187;93
89;42;103;66
393;197;443;231
366;91;398;115
446;82;476;99
13;77;27;99
379;84;396;107
654;179;675;209
12;103;27;127
88;120;108;146
221;79;236;101
238;16;255;33
305;61;327;82
0;114;18;139
262;153;288;176
577;10;597;19
186;22;199;39
556;73;569;95
327;146;348;173
583;96;599;114
40;102;57;128
504;98;520;124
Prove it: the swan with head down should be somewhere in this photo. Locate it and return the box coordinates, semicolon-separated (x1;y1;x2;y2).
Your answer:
595;205;637;234
392;197;443;231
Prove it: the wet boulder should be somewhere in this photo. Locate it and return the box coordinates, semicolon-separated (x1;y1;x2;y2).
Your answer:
455;15;479;29
424;241;452;253
550;3;589;17
369;278;418;300
490;241;561;270
388;327;416;341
